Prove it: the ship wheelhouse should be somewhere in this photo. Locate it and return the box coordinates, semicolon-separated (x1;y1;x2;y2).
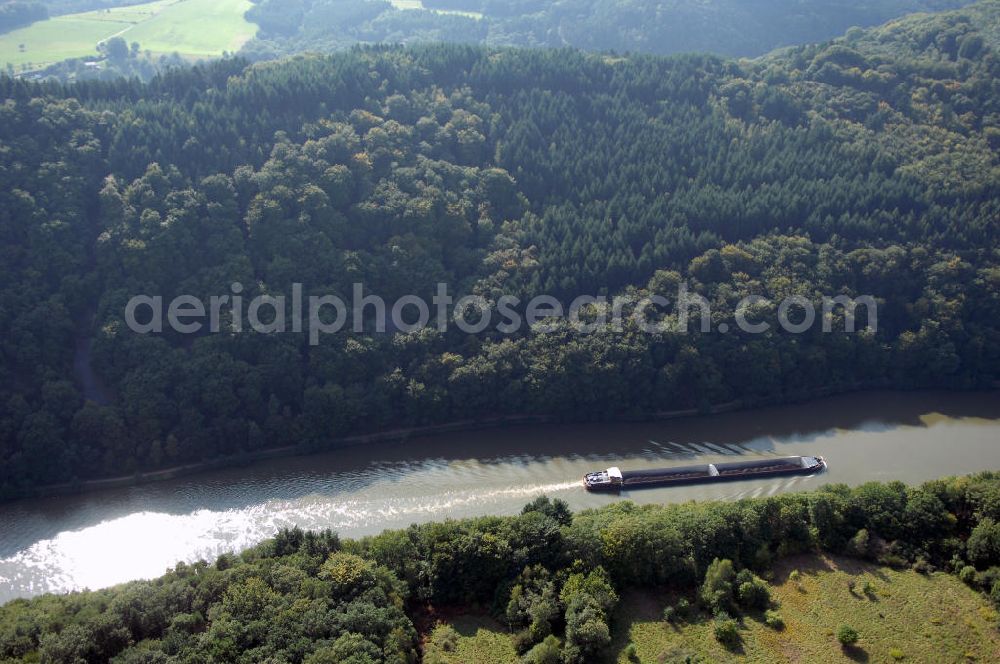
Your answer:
583;466;623;490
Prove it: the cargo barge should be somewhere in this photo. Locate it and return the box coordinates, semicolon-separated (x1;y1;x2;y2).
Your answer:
583;455;826;491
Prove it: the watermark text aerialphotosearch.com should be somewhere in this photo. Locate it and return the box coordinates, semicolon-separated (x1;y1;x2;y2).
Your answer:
124;282;877;346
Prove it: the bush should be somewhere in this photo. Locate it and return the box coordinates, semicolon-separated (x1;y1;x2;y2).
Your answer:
847;529;872;558
701;559;736;613
563;587;613;664
880;553;909;568
764;610;784;630
512;629;536;655
713;614;740;648
991;580;1000;609
959;565;977;585
520;635;561;664
663;597;691;624
304;633;382;664
624;642;638;661
889;647;905;660
753;544;772;570
319;552;376;598
521;496;573;526
837;625;859;646
736;570;771;610
506;565;559;648
967;518;1000;568
974;566;1000;592
428;624;459;653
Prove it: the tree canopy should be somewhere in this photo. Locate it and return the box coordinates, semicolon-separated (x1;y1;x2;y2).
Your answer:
3;472;1000;662
0;2;999;497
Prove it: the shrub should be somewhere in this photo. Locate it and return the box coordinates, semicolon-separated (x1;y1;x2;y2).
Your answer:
428;624;459;653
663;598;691;623
847;529;872;558
890;647;905;660
506;565;559;649
215;553;234;571
521;496;573;526
512;629;535;655
700;559;736;613
880;553;909;568
624;642;638;661
967;518;1000;568
837;625;859;646
753;544;772;570
305;633;382;664
974;566;1000;592
736;571;771;611
318;552;376;598
990;580;1000;609
563;594;612;664
764;610;784;630
713;614;740;648
959;565;977;585
521;635;561;664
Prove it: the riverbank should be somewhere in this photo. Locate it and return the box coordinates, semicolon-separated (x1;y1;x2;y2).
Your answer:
14;382;994;503
3;388;999;601
7;470;1000;660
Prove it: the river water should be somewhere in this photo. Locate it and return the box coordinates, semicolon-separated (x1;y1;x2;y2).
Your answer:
0;390;998;604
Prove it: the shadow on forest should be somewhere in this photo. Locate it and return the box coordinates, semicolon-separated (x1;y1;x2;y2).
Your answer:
1;389;997;557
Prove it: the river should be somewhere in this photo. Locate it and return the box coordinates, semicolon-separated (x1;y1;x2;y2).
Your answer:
0;390;998;604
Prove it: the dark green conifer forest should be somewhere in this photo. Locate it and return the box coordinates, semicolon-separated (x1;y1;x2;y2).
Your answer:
1;1;999;498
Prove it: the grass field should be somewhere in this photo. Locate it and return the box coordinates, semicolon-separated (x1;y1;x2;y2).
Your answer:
439;555;1000;663
614;555;1000;663
0;0;256;70
429;614;519;663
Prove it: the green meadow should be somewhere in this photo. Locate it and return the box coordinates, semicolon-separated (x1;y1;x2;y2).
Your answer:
436;555;1000;663
0;0;256;70
612;555;1000;663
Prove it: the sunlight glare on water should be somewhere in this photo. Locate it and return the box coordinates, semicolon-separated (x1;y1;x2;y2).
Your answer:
0;391;998;602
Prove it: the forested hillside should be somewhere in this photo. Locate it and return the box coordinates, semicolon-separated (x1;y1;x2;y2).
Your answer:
15;1;976;83
241;0;973;60
0;2;47;34
4;473;1000;662
1;1;999;497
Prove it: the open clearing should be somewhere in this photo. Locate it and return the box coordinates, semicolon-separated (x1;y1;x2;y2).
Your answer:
439;554;1000;663
0;0;255;70
388;0;483;20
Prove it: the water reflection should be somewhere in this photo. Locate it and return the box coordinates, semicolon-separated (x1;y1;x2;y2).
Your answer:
0;390;997;602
